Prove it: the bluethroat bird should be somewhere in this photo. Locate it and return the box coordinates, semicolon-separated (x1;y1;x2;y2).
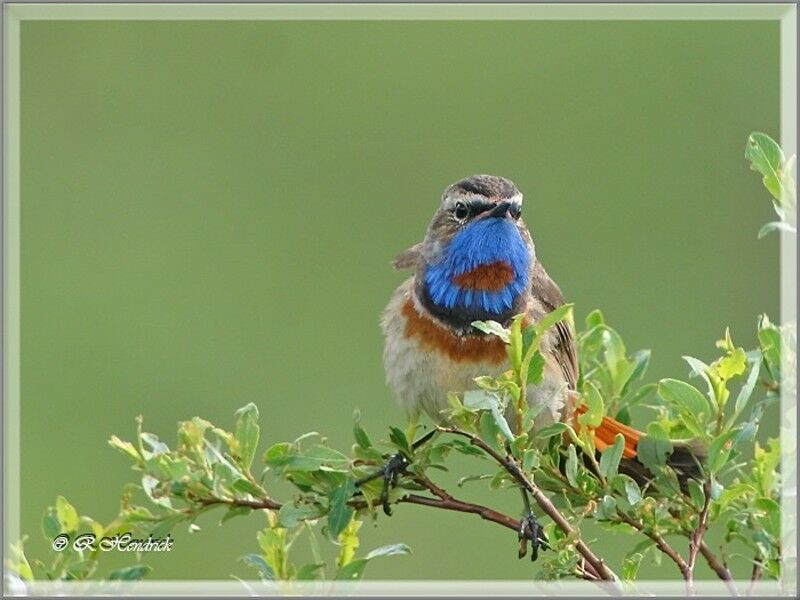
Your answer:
367;174;704;559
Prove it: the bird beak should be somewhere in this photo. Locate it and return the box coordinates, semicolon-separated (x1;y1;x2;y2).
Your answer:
486;201;512;219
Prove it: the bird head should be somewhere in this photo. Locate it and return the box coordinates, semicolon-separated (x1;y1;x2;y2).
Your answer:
414;175;535;329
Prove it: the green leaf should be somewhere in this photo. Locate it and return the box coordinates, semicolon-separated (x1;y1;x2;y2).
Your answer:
622;552;644;581
657;379;711;437
659;378;712;419
56;496;80;534
335;558;368;581
42;510;61;539
508;314;524;372
263;442;292;467
733;358;761;421
141;475;172;509
536;304;574;334
220;505;251;525
707;429;740;473
8;541;33;581
565;444;578;488
758;317;782;379
716;347;747;382
758;220;796;238
108;435;141;463
353;411;372;449
478;412;502;452
270;445;351;473
335;543;411;580
626;382;656;406
683;355;715;404
364;543;412;560
278;500;323;529
526;352;546;385
471;320;510;343
234;403;260;470
457;473;493;487
296;562;326;581
108;564;152;581
626;349;652;389
521;449;539;473
240;553;275;581
578;382;604;428
754;497;781;539
636;424;674;472
599;434;624;480
150;514;185;538
595;495;617;520
536;423;569;439
585;309;605;328
140;432;170;457
389;427;412;456
490;405;514;443
687;479;706;511
745;132;786;202
463;389;497;411
614;474;642;506
448;439;489;458
327;480;356;539
715;482;755;513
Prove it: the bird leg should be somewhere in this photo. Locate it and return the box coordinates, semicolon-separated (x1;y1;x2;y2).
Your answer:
517;487;549;561
355;428;438;516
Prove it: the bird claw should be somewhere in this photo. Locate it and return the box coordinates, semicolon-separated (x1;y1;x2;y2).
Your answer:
355;452;410;516
518;511;549;562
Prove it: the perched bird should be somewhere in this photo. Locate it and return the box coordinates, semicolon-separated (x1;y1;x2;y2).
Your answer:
380;174;702;492
382;174;576;431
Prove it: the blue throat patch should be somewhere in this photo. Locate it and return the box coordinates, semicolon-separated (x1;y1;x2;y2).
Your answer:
424;218;532;315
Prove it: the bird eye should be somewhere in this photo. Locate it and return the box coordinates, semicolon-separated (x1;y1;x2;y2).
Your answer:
454;201;469;221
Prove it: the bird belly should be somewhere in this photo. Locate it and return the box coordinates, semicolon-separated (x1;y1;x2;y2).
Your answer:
381;279;568;426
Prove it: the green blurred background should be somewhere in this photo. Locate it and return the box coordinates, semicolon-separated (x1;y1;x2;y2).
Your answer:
20;20;780;580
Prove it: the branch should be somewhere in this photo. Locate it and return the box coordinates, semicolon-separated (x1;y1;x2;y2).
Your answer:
437;425;619;584
399;494;520;531
686;479;713;591
698;541;738;595
615;510;691;580
192;479;523;539
747;554;763;596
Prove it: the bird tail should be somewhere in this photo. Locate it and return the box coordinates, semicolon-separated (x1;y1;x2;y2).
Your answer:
573;405;705;489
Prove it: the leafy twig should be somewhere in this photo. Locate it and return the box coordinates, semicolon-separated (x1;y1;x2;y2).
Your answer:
436;425;619;584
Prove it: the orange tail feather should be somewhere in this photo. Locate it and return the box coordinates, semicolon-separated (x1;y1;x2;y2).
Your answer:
573;404;641;459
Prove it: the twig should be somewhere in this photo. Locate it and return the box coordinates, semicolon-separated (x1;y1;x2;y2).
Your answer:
398;493;521;531
698;541;739;595
747;555;763;596
406;470;606;584
686;479;713;594
437;425;619;584
194;495;282;511
615;510;691;580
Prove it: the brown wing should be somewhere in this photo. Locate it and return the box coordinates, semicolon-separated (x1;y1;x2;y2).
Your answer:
530;260;579;390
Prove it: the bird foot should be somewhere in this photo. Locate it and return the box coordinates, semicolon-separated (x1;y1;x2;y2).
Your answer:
518;511;549;561
355;452;410;516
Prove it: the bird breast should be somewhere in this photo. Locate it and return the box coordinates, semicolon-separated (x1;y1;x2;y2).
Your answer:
382;279;566;426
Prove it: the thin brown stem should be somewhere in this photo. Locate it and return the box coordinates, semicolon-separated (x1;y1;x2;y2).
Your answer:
685;479;713;595
747;555;763;596
615;510;691;580
195;495;282;511
698;541;738;595
437;425;619;584
398;493;520;531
